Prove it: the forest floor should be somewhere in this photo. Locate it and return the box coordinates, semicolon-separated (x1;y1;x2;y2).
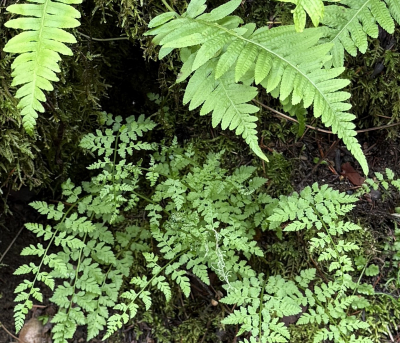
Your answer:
1;129;400;343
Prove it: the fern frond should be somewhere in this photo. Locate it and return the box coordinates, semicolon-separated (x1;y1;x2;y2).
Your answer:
321;0;398;67
3;0;82;135
146;0;369;174
278;0;326;32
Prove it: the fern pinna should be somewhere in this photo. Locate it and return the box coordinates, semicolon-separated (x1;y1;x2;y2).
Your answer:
3;0;82;135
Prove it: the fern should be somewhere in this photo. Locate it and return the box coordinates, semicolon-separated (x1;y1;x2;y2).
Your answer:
13;113;278;342
267;183;374;342
13;114;156;342
3;0;82;134
146;0;369;174
220;183;374;342
320;0;400;67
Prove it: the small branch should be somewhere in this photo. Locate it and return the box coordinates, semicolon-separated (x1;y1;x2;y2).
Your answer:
76;31;129;42
253;99;400;134
356;122;400;133
0;225;24;264
253;99;332;134
0;322;27;343
387;325;394;342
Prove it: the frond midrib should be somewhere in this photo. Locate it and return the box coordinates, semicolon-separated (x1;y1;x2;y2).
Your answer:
27;0;50;113
325;1;371;44
219;77;252;134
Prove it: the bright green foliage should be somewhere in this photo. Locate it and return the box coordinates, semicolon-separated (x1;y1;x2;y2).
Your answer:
267;184;374;342
278;0;326;32
13;113;277;342
12;114;384;342
218;183;375;342
145;0;369;174
144;140;277;283
3;0;82;135
13;114;155;341
221;272;312;343
320;0;400;67
361;167;400;196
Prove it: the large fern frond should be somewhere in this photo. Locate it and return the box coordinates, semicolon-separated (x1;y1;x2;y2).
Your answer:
321;0;399;67
146;0;369;174
3;0;82;135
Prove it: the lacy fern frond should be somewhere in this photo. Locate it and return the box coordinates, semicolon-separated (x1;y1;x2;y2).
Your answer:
3;0;82;135
321;0;399;67
146;0;369;174
277;0;326;32
265;183;374;342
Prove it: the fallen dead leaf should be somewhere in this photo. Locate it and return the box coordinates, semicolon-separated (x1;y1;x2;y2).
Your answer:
341;162;365;186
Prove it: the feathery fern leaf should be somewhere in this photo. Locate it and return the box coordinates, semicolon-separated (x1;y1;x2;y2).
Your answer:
278;0;326;32
321;0;399;67
146;0;368;174
3;0;82;135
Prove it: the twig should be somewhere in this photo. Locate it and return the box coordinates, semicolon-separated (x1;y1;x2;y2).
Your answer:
0;322;27;343
253;100;332;134
253;99;400;134
0;225;24;264
356;123;400;133
364;143;377;153
76;31;129;42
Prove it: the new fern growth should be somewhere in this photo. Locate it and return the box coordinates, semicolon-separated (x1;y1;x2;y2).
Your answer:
3;0;82;134
146;0;369;174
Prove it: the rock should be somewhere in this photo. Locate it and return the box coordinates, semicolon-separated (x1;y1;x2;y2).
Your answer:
19;317;44;343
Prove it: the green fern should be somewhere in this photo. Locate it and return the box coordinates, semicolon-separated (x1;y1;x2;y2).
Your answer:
266;183;374;343
320;0;400;67
3;0;82;135
146;0;369;174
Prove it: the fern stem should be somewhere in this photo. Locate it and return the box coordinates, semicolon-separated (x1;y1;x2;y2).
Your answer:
132;190;170;216
110;133;120;221
161;0;175;13
346;256;371;316
66;232;88;314
258;276;267;338
18;199;82;332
